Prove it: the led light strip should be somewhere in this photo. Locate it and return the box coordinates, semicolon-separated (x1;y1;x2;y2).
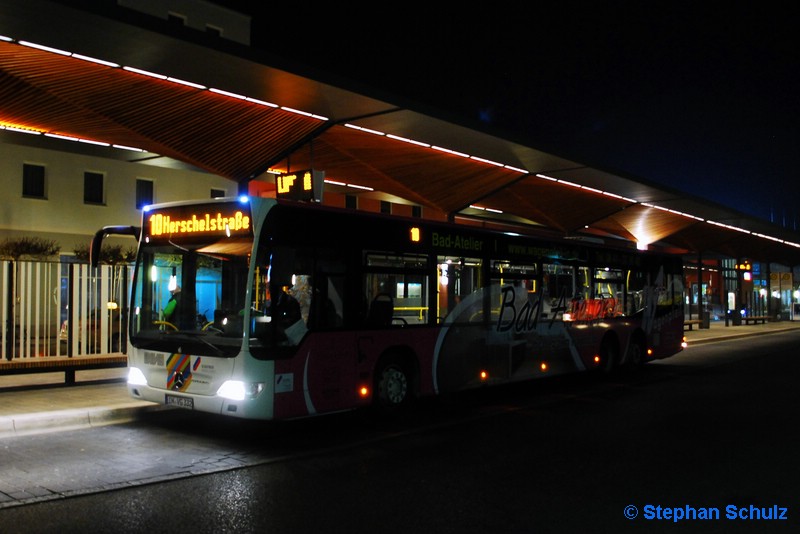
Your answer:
346;123;526;173
323;179;373;191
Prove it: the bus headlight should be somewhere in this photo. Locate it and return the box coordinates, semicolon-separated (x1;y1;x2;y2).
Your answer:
128;367;148;386
217;380;265;401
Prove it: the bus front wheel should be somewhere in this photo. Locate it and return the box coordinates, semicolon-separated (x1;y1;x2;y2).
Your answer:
375;356;412;410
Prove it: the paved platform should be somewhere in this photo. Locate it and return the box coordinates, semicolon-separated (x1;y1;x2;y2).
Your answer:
0;367;165;438
1;319;799;438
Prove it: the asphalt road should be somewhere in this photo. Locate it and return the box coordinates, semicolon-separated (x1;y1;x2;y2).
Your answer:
1;330;798;533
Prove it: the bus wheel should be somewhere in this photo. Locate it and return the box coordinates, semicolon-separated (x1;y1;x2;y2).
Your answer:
595;338;618;374
375;357;411;409
626;337;645;369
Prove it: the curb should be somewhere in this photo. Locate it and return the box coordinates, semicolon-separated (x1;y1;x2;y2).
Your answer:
0;402;166;439
686;327;800;346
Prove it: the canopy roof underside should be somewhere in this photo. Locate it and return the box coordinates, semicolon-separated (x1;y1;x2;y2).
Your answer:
2;1;799;266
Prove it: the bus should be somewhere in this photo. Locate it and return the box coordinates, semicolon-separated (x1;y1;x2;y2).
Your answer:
91;196;685;420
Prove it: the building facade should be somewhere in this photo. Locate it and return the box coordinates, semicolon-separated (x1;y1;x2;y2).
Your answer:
0;135;235;359
0;137;234;254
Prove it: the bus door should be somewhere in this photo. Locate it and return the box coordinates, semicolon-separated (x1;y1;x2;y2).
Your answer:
430;256;486;392
436;256;482;323
484;260;538;380
250;245;353;414
358;253;432;394
540;263;589;373
541;263;575;320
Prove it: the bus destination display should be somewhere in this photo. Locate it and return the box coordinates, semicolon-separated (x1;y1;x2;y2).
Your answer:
146;202;252;239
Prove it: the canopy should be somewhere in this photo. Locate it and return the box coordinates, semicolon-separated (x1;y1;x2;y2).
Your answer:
2;0;799;266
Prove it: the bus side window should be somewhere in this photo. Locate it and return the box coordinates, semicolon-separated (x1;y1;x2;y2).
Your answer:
363;252;430;325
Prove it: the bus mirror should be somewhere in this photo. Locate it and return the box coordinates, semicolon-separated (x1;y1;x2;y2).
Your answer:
90;225;140;267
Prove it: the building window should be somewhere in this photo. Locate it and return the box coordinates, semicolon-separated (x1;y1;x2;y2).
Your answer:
84;171;105;205
380;200;391;214
136;179;154;209
345;194;357;210
211;188;226;198
22;163;46;199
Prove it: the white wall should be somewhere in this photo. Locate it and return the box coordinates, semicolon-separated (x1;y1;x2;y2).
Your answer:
0;140;235;253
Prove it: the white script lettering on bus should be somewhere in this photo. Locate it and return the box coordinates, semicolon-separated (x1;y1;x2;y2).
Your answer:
496;285;571;333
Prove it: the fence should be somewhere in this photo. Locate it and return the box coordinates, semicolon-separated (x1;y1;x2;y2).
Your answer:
1;260;130;360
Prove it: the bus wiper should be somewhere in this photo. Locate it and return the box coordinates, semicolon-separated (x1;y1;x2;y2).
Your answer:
134;330;224;356
179;330;225;356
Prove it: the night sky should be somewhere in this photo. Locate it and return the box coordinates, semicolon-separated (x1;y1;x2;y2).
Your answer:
225;3;799;226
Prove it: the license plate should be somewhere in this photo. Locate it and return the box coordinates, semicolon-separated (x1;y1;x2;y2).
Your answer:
165;394;194;409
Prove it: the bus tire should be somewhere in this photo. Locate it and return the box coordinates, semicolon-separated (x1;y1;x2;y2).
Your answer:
625;334;646;369
596;336;618;375
374;354;415;411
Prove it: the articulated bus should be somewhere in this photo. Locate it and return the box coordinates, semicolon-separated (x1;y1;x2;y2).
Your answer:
91;196;684;420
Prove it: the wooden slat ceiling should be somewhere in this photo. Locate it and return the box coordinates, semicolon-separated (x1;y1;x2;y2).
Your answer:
2;35;800;265
0;41;323;180
278;125;525;214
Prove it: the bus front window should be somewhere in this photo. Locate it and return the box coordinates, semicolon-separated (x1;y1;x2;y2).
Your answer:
130;246;251;356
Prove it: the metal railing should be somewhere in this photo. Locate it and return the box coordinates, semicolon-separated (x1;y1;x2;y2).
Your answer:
1;260;130;360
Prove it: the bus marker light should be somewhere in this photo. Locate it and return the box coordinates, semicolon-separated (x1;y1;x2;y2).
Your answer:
593;355;600;364
540;362;548;372
480;370;488;381
681;336;688;348
359;386;369;398
647;348;653;356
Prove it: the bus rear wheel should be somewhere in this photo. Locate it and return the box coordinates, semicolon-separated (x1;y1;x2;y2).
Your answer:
375;356;412;410
626;337;645;368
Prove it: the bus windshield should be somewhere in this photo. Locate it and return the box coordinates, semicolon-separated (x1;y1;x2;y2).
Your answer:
129;200;255;357
130;239;252;357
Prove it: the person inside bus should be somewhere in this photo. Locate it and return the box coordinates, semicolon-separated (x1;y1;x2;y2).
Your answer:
268;282;301;333
163;286;181;323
